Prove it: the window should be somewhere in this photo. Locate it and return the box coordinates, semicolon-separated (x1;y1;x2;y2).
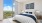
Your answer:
26;4;30;9
26;3;34;9
3;0;15;19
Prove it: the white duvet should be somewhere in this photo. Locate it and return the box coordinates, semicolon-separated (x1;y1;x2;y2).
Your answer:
13;14;36;23
3;18;16;23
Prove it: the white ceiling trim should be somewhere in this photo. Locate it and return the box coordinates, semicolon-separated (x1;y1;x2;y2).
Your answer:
16;0;27;2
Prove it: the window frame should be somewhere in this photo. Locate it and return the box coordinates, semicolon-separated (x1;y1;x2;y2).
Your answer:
26;3;34;9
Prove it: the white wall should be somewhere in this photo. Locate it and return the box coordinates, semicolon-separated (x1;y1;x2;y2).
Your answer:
22;0;42;14
0;0;3;20
15;0;42;15
17;2;25;14
23;0;35;14
15;1;25;14
0;0;3;23
34;0;42;11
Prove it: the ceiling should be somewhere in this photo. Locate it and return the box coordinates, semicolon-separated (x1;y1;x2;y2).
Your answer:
16;0;27;2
